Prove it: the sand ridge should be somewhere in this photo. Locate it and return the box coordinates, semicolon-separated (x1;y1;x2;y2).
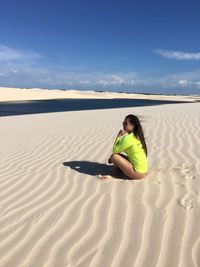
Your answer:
0;99;200;266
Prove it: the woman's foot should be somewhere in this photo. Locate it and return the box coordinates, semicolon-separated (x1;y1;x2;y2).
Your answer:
99;174;111;179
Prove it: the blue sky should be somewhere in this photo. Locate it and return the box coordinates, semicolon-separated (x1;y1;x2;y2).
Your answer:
0;0;200;94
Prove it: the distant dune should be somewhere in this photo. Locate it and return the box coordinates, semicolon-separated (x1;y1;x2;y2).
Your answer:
0;86;199;102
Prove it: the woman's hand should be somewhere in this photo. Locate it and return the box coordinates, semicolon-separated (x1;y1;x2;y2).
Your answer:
108;157;112;164
117;129;127;137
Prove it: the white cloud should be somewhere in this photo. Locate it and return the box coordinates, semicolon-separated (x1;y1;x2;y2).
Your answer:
43;73;136;87
79;80;91;84
0;44;42;62
177;80;188;86
1;61;200;93
177;79;200;88
94;75;135;86
0;44;200;94
154;49;200;60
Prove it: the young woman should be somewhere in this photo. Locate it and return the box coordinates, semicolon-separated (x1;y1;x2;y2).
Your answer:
101;114;149;180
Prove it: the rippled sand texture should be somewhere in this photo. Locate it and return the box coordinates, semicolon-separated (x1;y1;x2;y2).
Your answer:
0;102;200;267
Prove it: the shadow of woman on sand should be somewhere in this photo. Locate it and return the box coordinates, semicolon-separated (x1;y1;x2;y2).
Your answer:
62;160;130;180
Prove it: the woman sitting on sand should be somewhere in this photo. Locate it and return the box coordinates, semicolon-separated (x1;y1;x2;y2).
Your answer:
101;114;149;180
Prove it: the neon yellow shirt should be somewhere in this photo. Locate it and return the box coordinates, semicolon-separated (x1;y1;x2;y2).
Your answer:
112;132;148;173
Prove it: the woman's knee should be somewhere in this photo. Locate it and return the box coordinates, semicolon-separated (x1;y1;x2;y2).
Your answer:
110;153;119;162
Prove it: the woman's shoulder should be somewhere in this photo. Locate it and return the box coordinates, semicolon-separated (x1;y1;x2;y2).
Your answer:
129;132;140;143
122;132;135;141
122;132;139;142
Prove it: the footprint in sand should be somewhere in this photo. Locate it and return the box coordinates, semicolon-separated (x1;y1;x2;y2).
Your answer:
184;173;196;180
174;163;196;180
180;194;194;209
180;169;196;180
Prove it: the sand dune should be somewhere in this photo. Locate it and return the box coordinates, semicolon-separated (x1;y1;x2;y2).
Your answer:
0;100;200;267
0;86;199;102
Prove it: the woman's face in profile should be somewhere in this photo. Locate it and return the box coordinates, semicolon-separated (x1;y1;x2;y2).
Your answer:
123;119;134;133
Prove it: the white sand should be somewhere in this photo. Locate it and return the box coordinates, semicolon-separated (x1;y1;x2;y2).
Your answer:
0;86;199;102
0;87;200;267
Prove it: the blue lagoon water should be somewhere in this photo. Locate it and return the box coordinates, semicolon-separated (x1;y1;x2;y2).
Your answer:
0;98;194;117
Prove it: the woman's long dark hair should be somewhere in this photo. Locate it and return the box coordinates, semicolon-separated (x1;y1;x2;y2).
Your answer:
125;114;148;157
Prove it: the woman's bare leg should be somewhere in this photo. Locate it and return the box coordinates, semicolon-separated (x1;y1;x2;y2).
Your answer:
101;153;130;179
101;153;147;180
100;154;120;179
